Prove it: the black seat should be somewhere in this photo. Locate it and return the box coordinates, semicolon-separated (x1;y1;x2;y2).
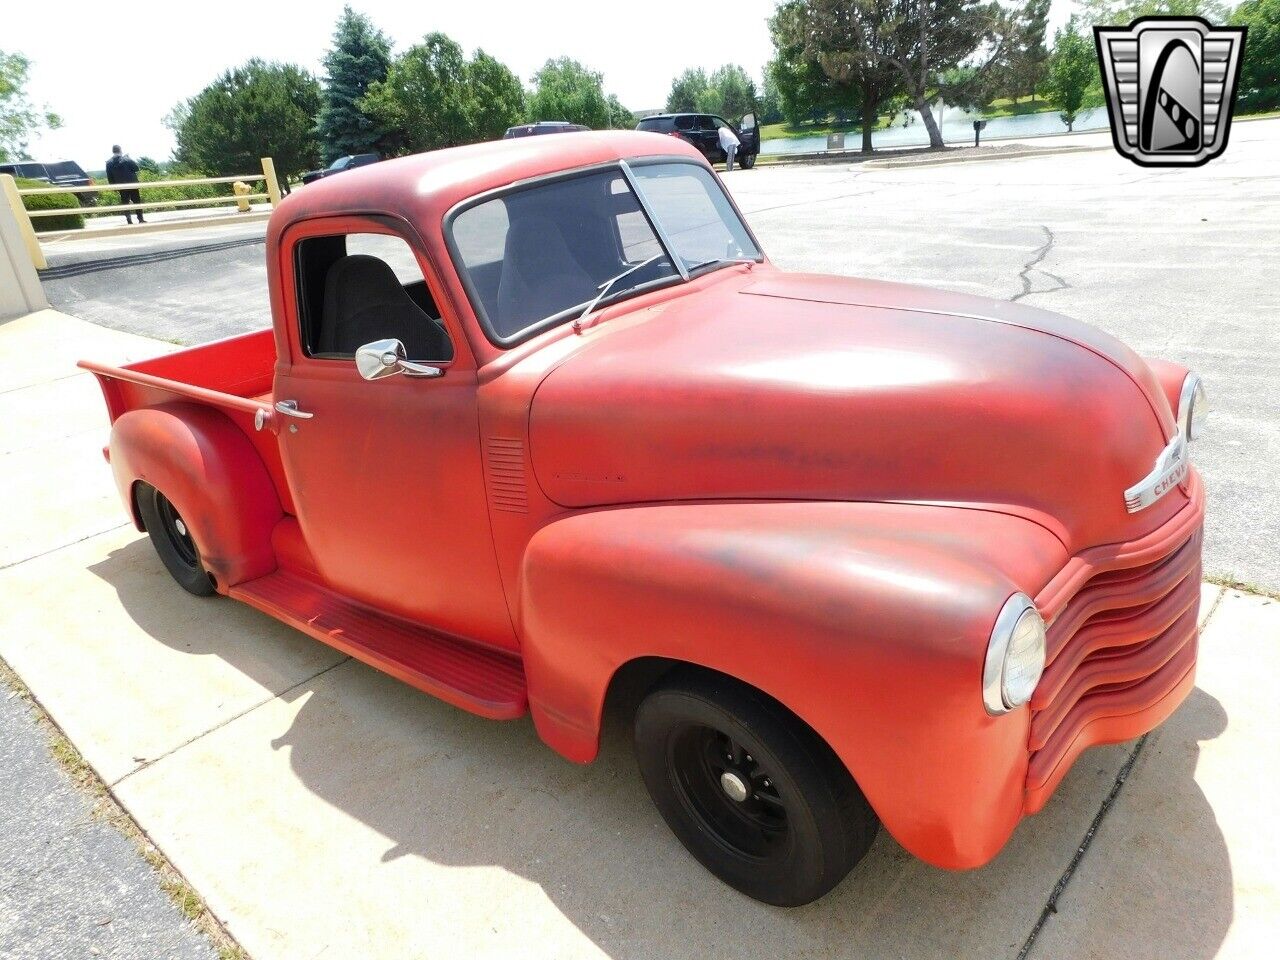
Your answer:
319;254;452;360
495;218;597;338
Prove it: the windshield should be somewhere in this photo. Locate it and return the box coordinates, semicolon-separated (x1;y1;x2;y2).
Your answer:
448;160;760;344
329;157;351;170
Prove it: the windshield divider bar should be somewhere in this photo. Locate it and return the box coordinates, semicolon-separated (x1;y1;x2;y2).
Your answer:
620;160;689;282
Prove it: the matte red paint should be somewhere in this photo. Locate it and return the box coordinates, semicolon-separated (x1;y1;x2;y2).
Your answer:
81;131;1205;870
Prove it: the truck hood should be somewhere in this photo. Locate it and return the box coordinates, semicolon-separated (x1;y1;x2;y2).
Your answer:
528;271;1187;552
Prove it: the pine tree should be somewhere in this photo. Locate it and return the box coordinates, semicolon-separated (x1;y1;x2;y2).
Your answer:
315;6;392;162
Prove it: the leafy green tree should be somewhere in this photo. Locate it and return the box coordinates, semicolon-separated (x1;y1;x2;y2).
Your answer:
708;64;758;119
315;6;392;161
605;94;636;129
362;36;527;152
1007;0;1051;101
1075;0;1232;24
1;50;60;162
779;1;1010;150
527;57;631;128
171;60;322;179
466;50;527;141
1232;0;1280;112
1044;17;1099;131
667;68;709;112
136;156;161;174
362;34;471;154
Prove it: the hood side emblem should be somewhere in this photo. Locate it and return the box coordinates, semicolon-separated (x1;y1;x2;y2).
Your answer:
1125;434;1189;512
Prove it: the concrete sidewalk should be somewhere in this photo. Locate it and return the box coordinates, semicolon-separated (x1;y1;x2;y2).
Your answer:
1;309;1276;959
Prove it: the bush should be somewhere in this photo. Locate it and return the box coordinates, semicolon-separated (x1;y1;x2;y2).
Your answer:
15;177;84;232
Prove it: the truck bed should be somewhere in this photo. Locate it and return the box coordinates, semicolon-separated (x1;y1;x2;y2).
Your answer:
79;328;290;510
79;328;276;421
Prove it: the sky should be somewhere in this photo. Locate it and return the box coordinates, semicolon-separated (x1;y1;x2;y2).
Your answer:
11;0;1077;167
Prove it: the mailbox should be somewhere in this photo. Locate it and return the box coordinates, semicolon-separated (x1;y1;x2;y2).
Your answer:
973;119;988;147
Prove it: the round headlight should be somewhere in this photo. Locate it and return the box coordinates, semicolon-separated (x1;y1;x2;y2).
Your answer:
1178;374;1207;442
983;593;1047;715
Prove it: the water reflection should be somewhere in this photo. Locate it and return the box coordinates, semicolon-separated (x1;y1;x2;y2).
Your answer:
762;105;1109;155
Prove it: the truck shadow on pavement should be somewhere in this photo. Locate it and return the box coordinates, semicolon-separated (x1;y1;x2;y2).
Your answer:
92;539;1234;960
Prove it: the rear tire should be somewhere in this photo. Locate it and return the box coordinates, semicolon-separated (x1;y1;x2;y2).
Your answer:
634;670;878;906
137;484;216;596
740;153;757;169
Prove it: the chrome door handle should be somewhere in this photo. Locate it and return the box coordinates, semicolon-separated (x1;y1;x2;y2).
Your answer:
274;400;314;420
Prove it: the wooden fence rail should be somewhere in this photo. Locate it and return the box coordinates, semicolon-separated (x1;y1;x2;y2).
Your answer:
0;157;281;270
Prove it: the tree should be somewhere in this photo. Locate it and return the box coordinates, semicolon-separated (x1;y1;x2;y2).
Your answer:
1075;0;1232;24
1232;0;1280;113
667;68;709;112
781;1;1010;150
362;34;471;154
1;50;60;162
527;58;631;128
136;156;161;174
171;60;322;178
666;64;757;119
1044;17;1098;131
1007;0;1050;102
315;6;392;161
605;94;636;129
466;50;527;142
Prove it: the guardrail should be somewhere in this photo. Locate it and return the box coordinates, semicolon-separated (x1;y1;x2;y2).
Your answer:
0;157;282;270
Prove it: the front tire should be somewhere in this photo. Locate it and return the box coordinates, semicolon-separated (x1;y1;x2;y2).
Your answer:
634;671;878;906
137;484;216;596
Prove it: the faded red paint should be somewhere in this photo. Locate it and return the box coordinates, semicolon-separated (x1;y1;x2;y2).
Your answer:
80;131;1205;871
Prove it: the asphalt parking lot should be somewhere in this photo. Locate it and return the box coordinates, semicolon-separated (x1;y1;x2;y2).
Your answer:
41;119;1280;593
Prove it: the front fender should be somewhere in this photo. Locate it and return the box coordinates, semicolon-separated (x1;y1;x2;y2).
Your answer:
519;500;1068;868
109;402;282;589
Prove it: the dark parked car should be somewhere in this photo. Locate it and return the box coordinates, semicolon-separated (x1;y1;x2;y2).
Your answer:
636;112;760;168
1;159;97;204
503;121;591;139
300;153;380;186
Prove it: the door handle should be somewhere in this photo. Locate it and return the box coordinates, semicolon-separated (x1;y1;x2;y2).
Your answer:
274;400;314;420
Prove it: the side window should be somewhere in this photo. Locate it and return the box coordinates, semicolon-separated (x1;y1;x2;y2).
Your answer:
293;231;453;363
674;115;697;131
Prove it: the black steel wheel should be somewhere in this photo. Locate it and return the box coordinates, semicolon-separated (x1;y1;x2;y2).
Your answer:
137;484;216;596
634;670;878;906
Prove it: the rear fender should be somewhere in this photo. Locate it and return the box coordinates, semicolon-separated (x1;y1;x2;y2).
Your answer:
518;500;1068;868
109;403;282;590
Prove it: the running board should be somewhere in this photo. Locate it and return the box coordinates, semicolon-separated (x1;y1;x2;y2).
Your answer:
230;571;527;719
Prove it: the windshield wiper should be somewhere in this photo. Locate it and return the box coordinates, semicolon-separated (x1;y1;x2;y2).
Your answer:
684;255;759;273
571;252;667;333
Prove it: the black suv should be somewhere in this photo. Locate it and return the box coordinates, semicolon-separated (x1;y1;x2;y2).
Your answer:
0;159;97;204
503;121;590;138
300;153;380;186
635;112;760;169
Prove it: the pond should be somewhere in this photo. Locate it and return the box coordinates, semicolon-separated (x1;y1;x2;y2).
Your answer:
761;105;1110;155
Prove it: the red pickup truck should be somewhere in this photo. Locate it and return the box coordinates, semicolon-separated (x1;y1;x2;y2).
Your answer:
83;132;1207;906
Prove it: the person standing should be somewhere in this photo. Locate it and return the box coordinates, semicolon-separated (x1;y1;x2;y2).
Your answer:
105;146;145;224
717;123;741;172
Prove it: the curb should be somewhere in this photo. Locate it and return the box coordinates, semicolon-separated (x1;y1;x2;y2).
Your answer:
861;143;1112;169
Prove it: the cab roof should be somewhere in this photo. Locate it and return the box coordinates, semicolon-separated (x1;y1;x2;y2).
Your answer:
269;130;705;241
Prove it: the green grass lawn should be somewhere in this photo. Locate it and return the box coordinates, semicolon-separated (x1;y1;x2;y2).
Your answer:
983;97;1056;119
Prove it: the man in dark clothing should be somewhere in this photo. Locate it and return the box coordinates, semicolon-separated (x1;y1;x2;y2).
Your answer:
105;146;144;224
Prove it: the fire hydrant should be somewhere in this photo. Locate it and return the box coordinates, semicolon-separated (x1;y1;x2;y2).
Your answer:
232;180;252;213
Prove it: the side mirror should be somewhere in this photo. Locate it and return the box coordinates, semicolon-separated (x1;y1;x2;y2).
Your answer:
355;338;443;381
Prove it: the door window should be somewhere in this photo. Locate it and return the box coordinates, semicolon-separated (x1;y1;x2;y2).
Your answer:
293;231;453;362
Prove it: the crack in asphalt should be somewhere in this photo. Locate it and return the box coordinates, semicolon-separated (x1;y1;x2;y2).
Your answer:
1011;225;1070;303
